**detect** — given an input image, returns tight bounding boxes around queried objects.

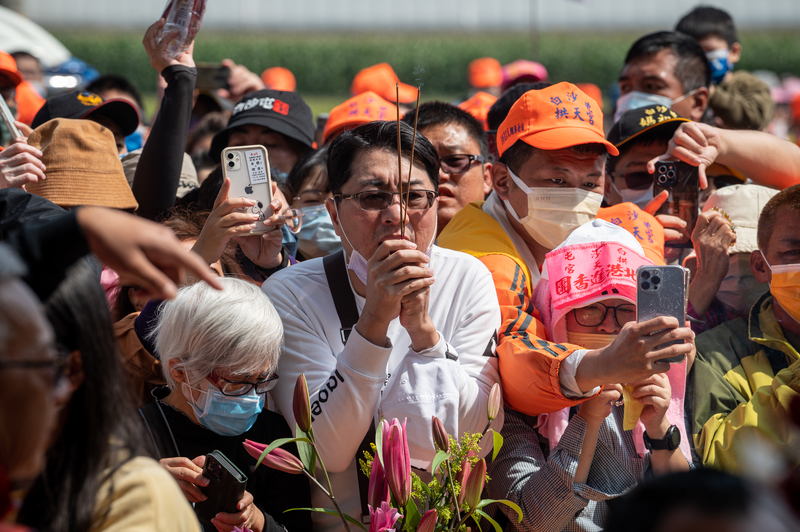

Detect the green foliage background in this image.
[52,30,799,115]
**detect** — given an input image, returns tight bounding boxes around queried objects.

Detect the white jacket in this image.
[263,245,503,532]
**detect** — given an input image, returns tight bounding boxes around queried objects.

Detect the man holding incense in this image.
[438,83,695,417]
[263,121,503,531]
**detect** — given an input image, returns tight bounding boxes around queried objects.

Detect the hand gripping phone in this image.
[653,160,699,248]
[636,265,690,364]
[221,145,274,235]
[194,450,248,529]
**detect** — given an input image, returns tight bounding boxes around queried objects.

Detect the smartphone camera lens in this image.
[227,153,234,160]
[667,170,676,179]
[658,165,667,175]
[228,161,235,168]
[641,270,650,280]
[641,281,651,291]
[652,275,661,285]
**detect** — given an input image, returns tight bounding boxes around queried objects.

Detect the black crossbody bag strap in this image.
[322,250,375,523]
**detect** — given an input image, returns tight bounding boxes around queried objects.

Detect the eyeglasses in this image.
[293,190,330,208]
[0,343,69,388]
[572,302,636,328]
[283,208,304,234]
[207,371,279,396]
[334,190,438,212]
[612,171,653,191]
[439,154,485,174]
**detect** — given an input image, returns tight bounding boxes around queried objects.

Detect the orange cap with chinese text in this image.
[597,203,666,265]
[458,91,497,130]
[261,67,296,92]
[351,63,417,104]
[496,81,617,158]
[468,58,502,89]
[323,91,402,144]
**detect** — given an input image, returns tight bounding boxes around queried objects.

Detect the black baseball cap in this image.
[210,89,314,162]
[607,104,690,149]
[32,91,140,136]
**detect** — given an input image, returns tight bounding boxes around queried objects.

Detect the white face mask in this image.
[567,331,617,349]
[333,201,435,286]
[613,89,698,123]
[503,167,603,250]
[609,177,654,209]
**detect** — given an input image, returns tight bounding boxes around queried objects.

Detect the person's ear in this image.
[325,197,343,238]
[690,87,710,121]
[729,43,742,64]
[482,162,493,197]
[751,249,771,284]
[492,163,511,200]
[168,358,188,385]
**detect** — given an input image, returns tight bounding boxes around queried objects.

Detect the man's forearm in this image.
[717,129,800,189]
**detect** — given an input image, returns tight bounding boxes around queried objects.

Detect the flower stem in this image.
[454,508,477,532]
[444,459,462,529]
[307,427,352,532]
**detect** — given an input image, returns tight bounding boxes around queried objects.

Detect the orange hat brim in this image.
[517,126,619,156]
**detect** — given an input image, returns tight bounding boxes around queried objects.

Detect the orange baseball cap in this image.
[351,63,417,104]
[0,51,22,87]
[261,67,296,92]
[597,203,666,265]
[458,91,497,130]
[468,57,502,89]
[576,83,603,112]
[496,81,618,157]
[323,91,401,144]
[15,80,45,126]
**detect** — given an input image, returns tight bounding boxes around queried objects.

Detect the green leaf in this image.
[285,508,368,532]
[402,499,421,531]
[474,509,503,532]
[254,436,312,469]
[490,430,504,462]
[475,499,523,524]
[431,450,451,476]
[375,418,384,467]
[295,424,317,475]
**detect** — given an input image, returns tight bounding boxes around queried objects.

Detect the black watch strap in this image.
[643,425,681,451]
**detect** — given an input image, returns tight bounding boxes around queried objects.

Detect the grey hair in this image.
[149,278,283,389]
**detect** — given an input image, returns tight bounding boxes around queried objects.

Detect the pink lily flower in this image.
[382,418,412,507]
[456,458,471,507]
[417,509,438,532]
[243,440,303,475]
[368,452,391,508]
[463,458,486,509]
[368,501,401,532]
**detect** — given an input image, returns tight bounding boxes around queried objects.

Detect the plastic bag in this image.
[159,0,207,59]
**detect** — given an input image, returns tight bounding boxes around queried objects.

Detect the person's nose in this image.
[597,309,621,335]
[439,166,451,184]
[381,194,404,225]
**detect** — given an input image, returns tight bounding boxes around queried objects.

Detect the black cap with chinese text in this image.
[607,105,690,149]
[31,91,140,136]
[210,89,314,161]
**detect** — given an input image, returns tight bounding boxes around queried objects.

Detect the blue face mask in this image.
[706,49,732,85]
[296,204,342,259]
[181,380,264,436]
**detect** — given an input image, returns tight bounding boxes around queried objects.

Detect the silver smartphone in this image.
[221,145,273,235]
[0,97,23,140]
[636,265,690,363]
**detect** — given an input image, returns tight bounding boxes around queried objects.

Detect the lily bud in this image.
[417,509,438,532]
[293,374,312,434]
[432,416,450,453]
[243,440,303,475]
[382,418,412,507]
[463,458,486,509]
[456,458,471,507]
[487,383,501,422]
[368,454,391,509]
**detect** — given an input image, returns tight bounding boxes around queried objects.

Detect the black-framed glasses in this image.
[334,190,437,212]
[439,154,485,174]
[0,343,69,387]
[573,302,636,328]
[207,371,279,396]
[611,170,653,191]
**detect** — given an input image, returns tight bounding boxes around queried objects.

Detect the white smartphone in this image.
[221,145,274,235]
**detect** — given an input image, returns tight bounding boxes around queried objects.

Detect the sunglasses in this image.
[439,154,485,174]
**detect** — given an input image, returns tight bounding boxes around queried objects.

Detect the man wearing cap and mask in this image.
[690,184,800,471]
[438,83,696,418]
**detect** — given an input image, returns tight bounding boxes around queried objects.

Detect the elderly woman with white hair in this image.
[139,278,311,532]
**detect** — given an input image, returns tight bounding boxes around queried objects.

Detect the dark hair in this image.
[486,82,552,131]
[605,468,797,532]
[676,5,739,48]
[403,101,488,158]
[287,147,329,199]
[186,111,227,155]
[624,31,712,93]
[86,74,144,116]
[757,184,800,252]
[18,261,145,532]
[500,141,607,175]
[327,121,440,194]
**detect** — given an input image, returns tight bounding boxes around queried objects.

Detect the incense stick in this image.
[396,83,404,239]
[403,88,422,240]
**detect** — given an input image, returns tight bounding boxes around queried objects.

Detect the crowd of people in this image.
[2,4,800,532]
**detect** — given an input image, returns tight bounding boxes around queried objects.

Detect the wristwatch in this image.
[643,425,681,451]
